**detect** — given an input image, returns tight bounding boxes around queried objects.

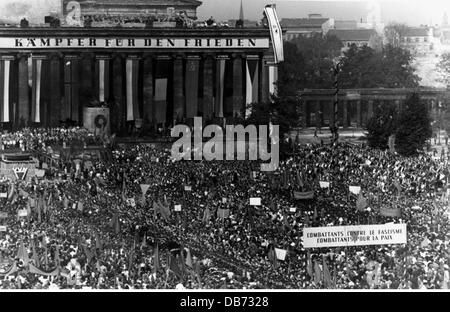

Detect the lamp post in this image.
[331,59,344,145]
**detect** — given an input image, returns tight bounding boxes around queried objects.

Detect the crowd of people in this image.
[0,128,450,290]
[0,128,103,152]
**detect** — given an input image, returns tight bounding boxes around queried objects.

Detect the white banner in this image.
[264,5,284,63]
[0,225,6,232]
[303,224,407,248]
[349,186,361,195]
[3,38,270,49]
[250,198,261,206]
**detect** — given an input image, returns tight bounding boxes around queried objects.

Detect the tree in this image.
[384,23,409,48]
[246,95,301,157]
[436,52,450,86]
[339,44,420,89]
[366,104,398,150]
[277,33,343,96]
[395,93,432,156]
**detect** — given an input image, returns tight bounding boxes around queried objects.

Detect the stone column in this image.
[367,100,374,121]
[329,100,335,130]
[315,100,321,129]
[142,54,154,128]
[17,54,29,127]
[356,100,362,128]
[173,55,185,124]
[343,100,348,129]
[302,99,308,129]
[232,54,244,119]
[202,55,214,122]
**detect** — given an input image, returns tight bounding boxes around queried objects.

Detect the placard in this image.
[303,224,407,248]
[0,226,6,232]
[18,209,28,217]
[250,198,261,206]
[174,205,182,212]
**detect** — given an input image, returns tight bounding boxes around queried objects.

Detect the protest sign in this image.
[184,186,192,192]
[0,226,7,232]
[319,182,330,189]
[250,198,261,206]
[349,186,361,195]
[18,209,28,217]
[289,208,297,213]
[275,248,287,261]
[174,205,182,212]
[302,223,407,248]
[293,191,314,200]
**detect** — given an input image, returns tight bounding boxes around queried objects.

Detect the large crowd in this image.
[0,128,450,290]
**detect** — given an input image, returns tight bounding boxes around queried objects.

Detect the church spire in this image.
[239,0,244,21]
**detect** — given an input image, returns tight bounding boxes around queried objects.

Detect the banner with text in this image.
[2,38,270,49]
[302,223,407,248]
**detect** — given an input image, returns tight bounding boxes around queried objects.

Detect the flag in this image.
[293,191,314,200]
[202,207,211,224]
[380,206,401,218]
[420,237,431,248]
[297,170,304,188]
[0,262,18,277]
[356,193,368,212]
[217,209,230,219]
[63,196,69,209]
[314,260,322,285]
[158,200,171,220]
[17,240,29,265]
[185,248,193,269]
[7,183,16,201]
[323,258,334,288]
[77,201,84,212]
[153,244,160,273]
[306,252,314,279]
[195,261,202,287]
[394,179,402,194]
[30,238,40,267]
[28,263,59,276]
[168,255,182,279]
[268,247,278,268]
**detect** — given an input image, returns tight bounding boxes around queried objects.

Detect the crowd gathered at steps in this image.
[1,128,450,289]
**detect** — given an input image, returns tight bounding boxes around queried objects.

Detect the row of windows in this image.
[402,36,429,43]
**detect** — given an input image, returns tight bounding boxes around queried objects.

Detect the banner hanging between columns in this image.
[154,59,170,125]
[185,57,199,119]
[126,58,140,121]
[246,58,259,118]
[215,59,226,118]
[98,58,110,103]
[0,59,12,123]
[32,58,43,123]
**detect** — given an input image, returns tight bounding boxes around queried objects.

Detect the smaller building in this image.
[399,27,433,55]
[281,15,334,41]
[327,29,378,51]
[334,20,358,30]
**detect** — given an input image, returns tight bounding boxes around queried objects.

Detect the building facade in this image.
[399,27,433,56]
[0,1,280,134]
[281,16,334,41]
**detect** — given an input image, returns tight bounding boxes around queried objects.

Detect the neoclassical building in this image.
[0,0,282,133]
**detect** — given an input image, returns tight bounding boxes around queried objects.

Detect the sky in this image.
[0,0,450,27]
